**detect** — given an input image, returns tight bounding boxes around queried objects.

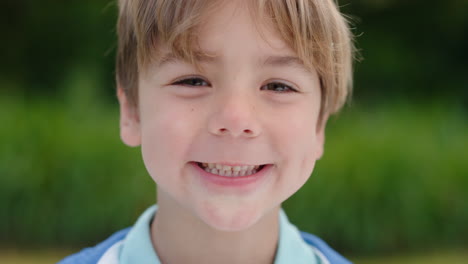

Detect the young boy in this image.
[60,0,354,263]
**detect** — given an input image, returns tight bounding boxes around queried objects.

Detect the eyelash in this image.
[260,82,298,93]
[172,77,298,93]
[172,77,210,87]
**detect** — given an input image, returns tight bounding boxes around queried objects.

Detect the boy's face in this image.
[118,3,325,231]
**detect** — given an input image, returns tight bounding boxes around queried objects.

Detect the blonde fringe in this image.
[116,0,354,119]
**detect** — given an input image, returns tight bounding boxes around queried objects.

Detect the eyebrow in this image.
[261,55,306,70]
[156,52,217,67]
[156,52,306,71]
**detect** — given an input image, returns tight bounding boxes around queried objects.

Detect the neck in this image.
[151,192,280,264]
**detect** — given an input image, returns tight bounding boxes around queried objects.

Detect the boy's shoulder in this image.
[57,228,351,264]
[300,231,352,264]
[57,227,131,264]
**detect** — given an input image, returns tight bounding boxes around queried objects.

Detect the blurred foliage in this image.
[1,0,467,104]
[0,98,154,247]
[1,97,467,254]
[0,0,118,104]
[341,0,468,103]
[285,101,468,254]
[1,0,467,256]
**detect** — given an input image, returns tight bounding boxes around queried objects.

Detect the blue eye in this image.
[260,82,297,93]
[172,77,209,87]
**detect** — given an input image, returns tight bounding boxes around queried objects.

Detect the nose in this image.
[207,92,261,138]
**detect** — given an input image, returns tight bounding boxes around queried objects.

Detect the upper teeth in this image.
[200,163,261,177]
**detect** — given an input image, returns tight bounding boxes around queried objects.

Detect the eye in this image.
[172,77,210,87]
[260,81,298,93]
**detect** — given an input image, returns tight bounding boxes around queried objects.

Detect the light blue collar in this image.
[120,205,319,264]
[119,205,160,264]
[275,209,319,264]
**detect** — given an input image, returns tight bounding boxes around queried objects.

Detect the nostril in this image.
[214,128,256,137]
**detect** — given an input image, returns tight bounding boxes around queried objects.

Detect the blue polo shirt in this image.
[118,205,325,264]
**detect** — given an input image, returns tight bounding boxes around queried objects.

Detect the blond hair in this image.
[116,0,354,120]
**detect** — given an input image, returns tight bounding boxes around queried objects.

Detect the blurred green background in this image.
[1,0,467,263]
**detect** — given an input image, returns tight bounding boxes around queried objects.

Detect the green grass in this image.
[1,249,467,264]
[350,250,468,264]
[0,249,74,264]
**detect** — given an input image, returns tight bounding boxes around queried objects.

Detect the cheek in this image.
[290,122,318,179]
[273,103,319,159]
[271,102,320,187]
[295,118,320,177]
[138,99,200,180]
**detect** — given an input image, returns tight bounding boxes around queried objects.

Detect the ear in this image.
[314,114,328,160]
[117,87,141,147]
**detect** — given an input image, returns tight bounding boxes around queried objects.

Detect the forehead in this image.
[196,2,293,57]
[151,2,312,74]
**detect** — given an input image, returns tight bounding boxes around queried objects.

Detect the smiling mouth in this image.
[196,162,267,177]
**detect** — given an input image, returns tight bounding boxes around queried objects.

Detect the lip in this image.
[189,162,273,193]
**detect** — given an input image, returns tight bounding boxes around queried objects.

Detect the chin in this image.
[196,201,266,232]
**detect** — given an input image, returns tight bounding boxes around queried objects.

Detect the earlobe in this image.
[117,87,141,147]
[315,128,325,159]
